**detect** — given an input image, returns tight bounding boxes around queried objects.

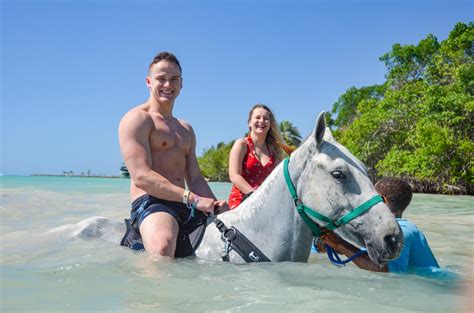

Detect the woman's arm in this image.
[228,139,254,194]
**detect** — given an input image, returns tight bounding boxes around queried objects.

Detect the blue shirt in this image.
[388,219,439,273]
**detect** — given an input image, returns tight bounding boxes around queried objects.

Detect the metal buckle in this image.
[331,218,341,228]
[248,251,261,262]
[222,227,236,241]
[220,239,231,261]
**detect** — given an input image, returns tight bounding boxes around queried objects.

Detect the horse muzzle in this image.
[366,229,404,265]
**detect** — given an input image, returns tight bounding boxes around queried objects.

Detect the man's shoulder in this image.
[397,218,414,227]
[397,219,420,236]
[120,105,154,130]
[176,118,193,132]
[124,104,151,119]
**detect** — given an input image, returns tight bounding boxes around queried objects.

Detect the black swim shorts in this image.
[120,194,208,257]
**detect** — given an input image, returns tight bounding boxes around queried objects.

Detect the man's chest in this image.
[149,121,191,152]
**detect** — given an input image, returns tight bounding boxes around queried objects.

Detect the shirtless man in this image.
[119,52,229,258]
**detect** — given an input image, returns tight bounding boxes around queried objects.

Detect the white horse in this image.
[196,112,403,264]
[51,112,402,265]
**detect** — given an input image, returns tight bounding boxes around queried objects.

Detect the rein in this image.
[283,157,383,265]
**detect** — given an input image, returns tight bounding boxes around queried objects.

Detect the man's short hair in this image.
[375,177,413,213]
[148,51,182,74]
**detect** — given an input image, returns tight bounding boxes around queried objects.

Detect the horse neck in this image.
[235,147,310,221]
[229,148,314,260]
[231,162,293,224]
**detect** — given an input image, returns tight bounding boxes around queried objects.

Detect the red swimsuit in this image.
[228,136,276,209]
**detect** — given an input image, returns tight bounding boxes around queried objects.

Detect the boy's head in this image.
[374,177,413,217]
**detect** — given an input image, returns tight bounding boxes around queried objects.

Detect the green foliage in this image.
[380,34,440,86]
[331,22,473,194]
[331,85,386,129]
[198,141,234,182]
[279,120,302,147]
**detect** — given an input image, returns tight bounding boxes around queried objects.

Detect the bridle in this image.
[283,157,383,238]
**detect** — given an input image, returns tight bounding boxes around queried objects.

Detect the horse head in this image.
[288,111,403,264]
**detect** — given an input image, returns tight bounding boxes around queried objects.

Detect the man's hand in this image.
[314,238,327,253]
[194,196,216,214]
[320,231,345,254]
[189,193,229,215]
[213,200,230,215]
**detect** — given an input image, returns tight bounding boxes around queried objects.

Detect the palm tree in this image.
[279,121,302,147]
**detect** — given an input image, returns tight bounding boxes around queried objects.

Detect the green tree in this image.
[279,120,302,147]
[331,22,473,194]
[380,34,440,88]
[198,141,234,182]
[330,84,386,130]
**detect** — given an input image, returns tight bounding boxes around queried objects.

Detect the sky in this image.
[1,0,472,176]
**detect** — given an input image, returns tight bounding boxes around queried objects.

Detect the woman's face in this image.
[249,108,271,136]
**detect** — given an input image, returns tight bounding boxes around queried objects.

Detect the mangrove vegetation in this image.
[198,23,473,195]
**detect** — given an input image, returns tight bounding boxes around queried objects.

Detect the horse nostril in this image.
[384,234,399,256]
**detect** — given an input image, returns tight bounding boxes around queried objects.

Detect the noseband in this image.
[283,157,383,238]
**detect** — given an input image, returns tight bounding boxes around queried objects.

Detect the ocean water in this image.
[1,176,473,312]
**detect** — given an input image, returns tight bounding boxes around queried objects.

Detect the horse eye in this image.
[331,171,346,179]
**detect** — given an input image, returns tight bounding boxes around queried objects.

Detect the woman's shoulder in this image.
[234,137,249,146]
[231,137,249,153]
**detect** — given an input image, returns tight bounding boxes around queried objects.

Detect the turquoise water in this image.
[1,176,473,312]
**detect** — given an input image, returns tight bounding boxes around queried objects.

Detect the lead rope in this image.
[314,238,367,266]
[325,245,367,266]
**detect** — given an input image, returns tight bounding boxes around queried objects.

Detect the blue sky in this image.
[2,0,472,176]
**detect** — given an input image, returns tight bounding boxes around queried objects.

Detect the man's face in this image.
[146,60,182,103]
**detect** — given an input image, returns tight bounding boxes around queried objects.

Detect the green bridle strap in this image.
[296,204,326,237]
[283,157,299,201]
[283,157,383,238]
[332,195,383,227]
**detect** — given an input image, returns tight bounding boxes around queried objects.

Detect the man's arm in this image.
[119,111,191,203]
[184,123,230,214]
[321,232,389,272]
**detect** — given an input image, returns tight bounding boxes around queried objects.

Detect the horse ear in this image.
[313,111,326,149]
[324,127,336,142]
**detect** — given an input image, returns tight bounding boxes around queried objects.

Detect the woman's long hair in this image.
[247,104,290,162]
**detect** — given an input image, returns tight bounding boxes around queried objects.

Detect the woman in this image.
[228,104,288,209]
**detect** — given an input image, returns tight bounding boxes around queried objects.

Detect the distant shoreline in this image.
[30,174,126,179]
